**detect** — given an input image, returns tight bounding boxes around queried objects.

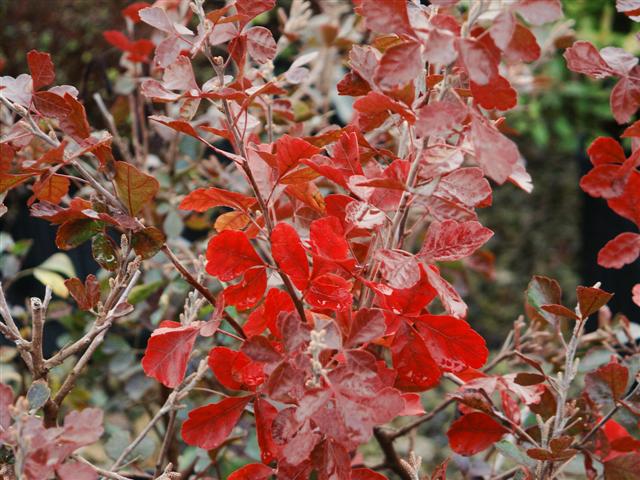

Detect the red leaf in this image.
[142,323,200,388]
[223,267,267,310]
[305,273,352,311]
[471,75,517,111]
[309,216,351,262]
[580,164,632,199]
[346,308,386,347]
[32,174,70,204]
[470,114,519,184]
[457,38,498,86]
[181,396,251,450]
[490,11,516,50]
[576,286,614,318]
[622,119,640,137]
[228,463,273,480]
[424,266,468,318]
[235,0,275,22]
[246,27,277,64]
[33,91,71,119]
[587,137,626,165]
[633,284,640,307]
[245,288,294,337]
[515,0,563,25]
[358,0,414,37]
[598,232,640,269]
[206,230,264,281]
[0,173,33,194]
[275,135,322,175]
[447,412,507,456]
[351,468,388,480]
[564,41,613,79]
[56,461,96,480]
[585,359,629,404]
[122,2,151,23]
[209,347,245,391]
[179,187,256,212]
[59,94,91,141]
[423,28,458,65]
[504,24,541,62]
[415,100,468,137]
[415,314,488,372]
[271,223,309,290]
[435,167,492,207]
[255,397,279,463]
[392,324,441,391]
[375,249,421,290]
[374,40,423,90]
[27,50,55,90]
[608,172,640,226]
[610,75,640,124]
[419,219,494,263]
[353,91,416,131]
[114,161,160,216]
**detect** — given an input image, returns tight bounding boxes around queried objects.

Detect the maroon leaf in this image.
[64,274,100,311]
[246,27,277,64]
[576,285,614,318]
[27,50,55,90]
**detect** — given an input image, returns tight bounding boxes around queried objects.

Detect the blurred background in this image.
[1,0,639,348]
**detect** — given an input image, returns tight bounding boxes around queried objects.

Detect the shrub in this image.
[0,1,639,479]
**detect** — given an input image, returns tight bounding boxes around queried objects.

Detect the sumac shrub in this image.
[0,1,639,479]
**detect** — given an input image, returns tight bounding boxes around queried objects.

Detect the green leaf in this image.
[114,161,159,216]
[128,280,165,305]
[38,252,75,278]
[27,379,51,411]
[33,268,68,297]
[55,219,103,250]
[92,233,119,271]
[526,276,562,324]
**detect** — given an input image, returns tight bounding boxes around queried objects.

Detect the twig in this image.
[161,245,245,340]
[72,455,136,480]
[153,410,177,477]
[390,398,455,440]
[93,93,133,164]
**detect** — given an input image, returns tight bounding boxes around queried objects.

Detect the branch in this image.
[49,269,141,416]
[577,381,640,447]
[111,358,209,471]
[29,286,52,379]
[373,427,413,480]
